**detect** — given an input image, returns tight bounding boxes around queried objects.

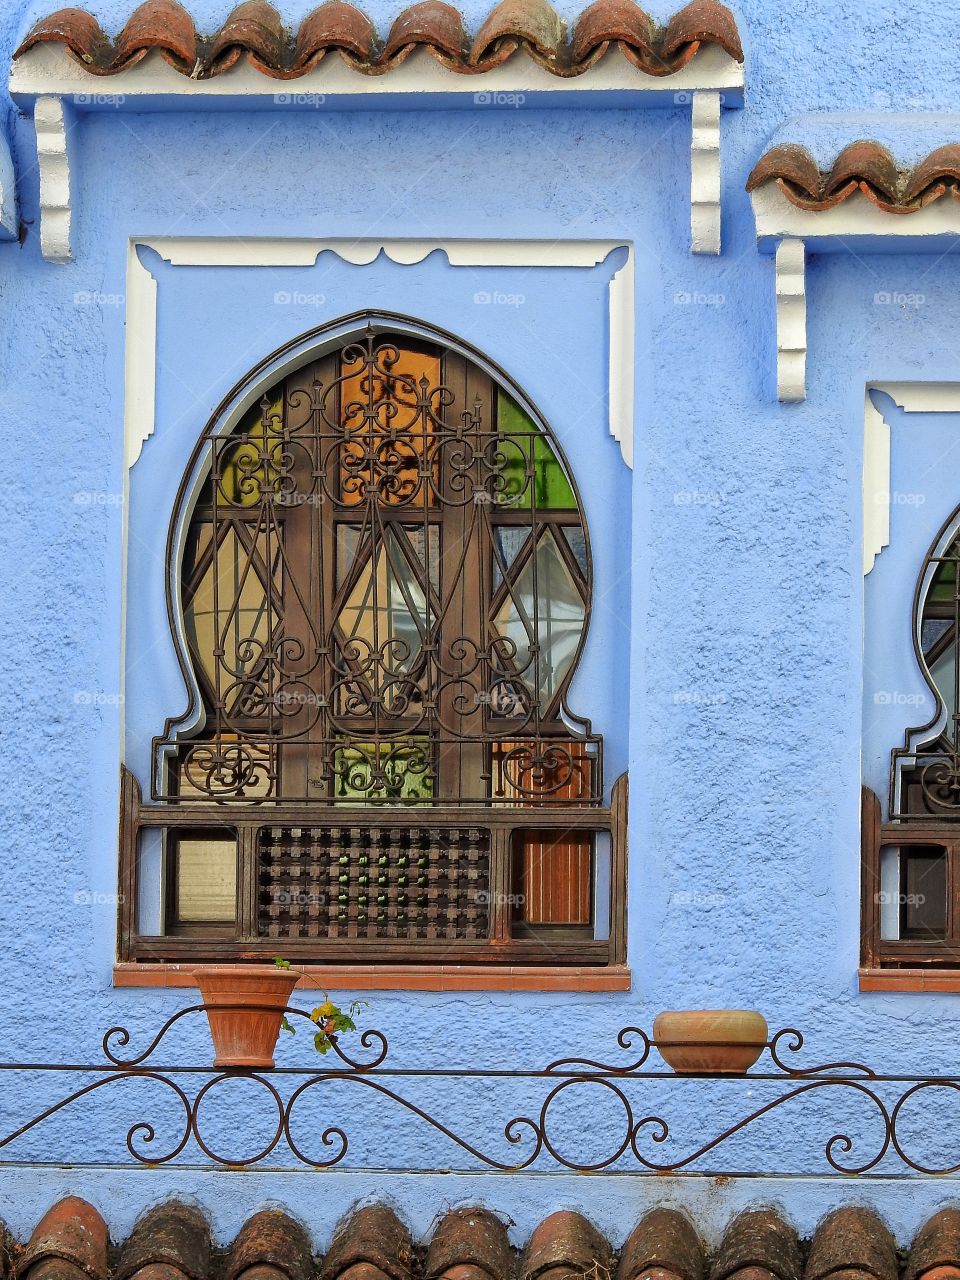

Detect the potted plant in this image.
[653,1009,768,1075]
[194,958,363,1069]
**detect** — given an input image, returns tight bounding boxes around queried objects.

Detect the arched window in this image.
[863,506,960,971]
[120,316,626,969]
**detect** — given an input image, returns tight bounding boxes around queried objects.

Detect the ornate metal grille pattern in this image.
[157,329,601,808]
[258,824,491,940]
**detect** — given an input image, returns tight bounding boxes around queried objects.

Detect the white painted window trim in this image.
[15,44,742,262]
[124,235,635,468]
[862,382,960,576]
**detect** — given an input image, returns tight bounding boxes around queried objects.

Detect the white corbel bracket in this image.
[775,238,806,402]
[13,44,743,262]
[690,91,721,254]
[35,95,72,262]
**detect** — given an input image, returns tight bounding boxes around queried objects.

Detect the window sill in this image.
[113,962,632,992]
[859,967,960,992]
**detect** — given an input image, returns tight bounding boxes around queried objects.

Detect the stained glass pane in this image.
[337,530,429,709]
[497,391,577,511]
[493,531,586,706]
[492,527,529,589]
[332,739,435,802]
[185,526,277,694]
[560,526,588,578]
[216,393,285,509]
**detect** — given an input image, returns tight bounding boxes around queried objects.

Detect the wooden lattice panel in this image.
[257,825,491,940]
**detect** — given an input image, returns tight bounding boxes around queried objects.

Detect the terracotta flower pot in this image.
[653,1009,768,1075]
[194,965,299,1069]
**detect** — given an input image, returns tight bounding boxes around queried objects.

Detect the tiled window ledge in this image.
[113,963,632,992]
[858,967,960,993]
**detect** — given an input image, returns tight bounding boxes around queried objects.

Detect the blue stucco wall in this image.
[5,0,960,1249]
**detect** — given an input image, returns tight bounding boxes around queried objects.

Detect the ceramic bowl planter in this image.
[194,965,299,1069]
[653,1009,768,1075]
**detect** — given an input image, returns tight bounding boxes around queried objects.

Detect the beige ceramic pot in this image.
[653,1009,768,1075]
[194,965,299,1069]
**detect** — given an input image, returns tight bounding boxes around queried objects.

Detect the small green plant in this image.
[273,956,367,1055]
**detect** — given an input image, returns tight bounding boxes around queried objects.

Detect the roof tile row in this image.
[746,141,960,214]
[13,0,743,78]
[10,1200,960,1280]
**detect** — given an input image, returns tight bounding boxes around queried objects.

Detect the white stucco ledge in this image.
[11,44,743,261]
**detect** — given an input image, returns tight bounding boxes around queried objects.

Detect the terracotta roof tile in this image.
[207,2,289,74]
[906,1212,960,1280]
[13,0,743,77]
[711,1211,800,1280]
[521,1213,612,1280]
[321,1208,412,1280]
[225,1213,312,1280]
[747,140,960,213]
[618,1210,704,1280]
[805,1209,897,1280]
[425,1210,513,1280]
[469,0,565,69]
[117,1204,210,1280]
[381,2,469,67]
[17,1201,109,1280]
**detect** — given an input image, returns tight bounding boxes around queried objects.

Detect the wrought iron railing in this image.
[1,1014,959,1175]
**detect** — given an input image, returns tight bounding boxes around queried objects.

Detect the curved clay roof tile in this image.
[225,1211,313,1280]
[746,144,824,201]
[17,1199,109,1280]
[425,1209,513,1280]
[710,1210,801,1280]
[902,144,960,206]
[13,7,110,66]
[381,1,469,65]
[206,1,289,74]
[321,1207,413,1280]
[570,0,654,67]
[521,1212,612,1280]
[618,1209,704,1280]
[469,0,565,69]
[906,1210,960,1280]
[293,1,379,70]
[112,0,198,70]
[805,1209,897,1280]
[824,141,899,208]
[660,0,742,63]
[117,1203,211,1280]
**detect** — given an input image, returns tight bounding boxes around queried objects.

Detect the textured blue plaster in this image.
[4,0,960,1242]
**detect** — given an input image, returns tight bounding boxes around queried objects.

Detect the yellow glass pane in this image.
[175,836,237,922]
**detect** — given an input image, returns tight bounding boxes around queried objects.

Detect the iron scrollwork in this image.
[0,1014,958,1175]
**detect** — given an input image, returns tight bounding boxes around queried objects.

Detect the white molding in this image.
[862,382,960,576]
[608,251,635,466]
[11,41,744,103]
[34,95,71,262]
[752,183,960,252]
[863,389,891,575]
[0,129,17,241]
[775,237,805,402]
[690,90,720,255]
[125,235,635,468]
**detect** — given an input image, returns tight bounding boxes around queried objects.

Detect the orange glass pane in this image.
[338,347,440,508]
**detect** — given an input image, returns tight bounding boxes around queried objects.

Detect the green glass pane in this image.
[333,739,435,803]
[497,391,577,511]
[929,548,960,604]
